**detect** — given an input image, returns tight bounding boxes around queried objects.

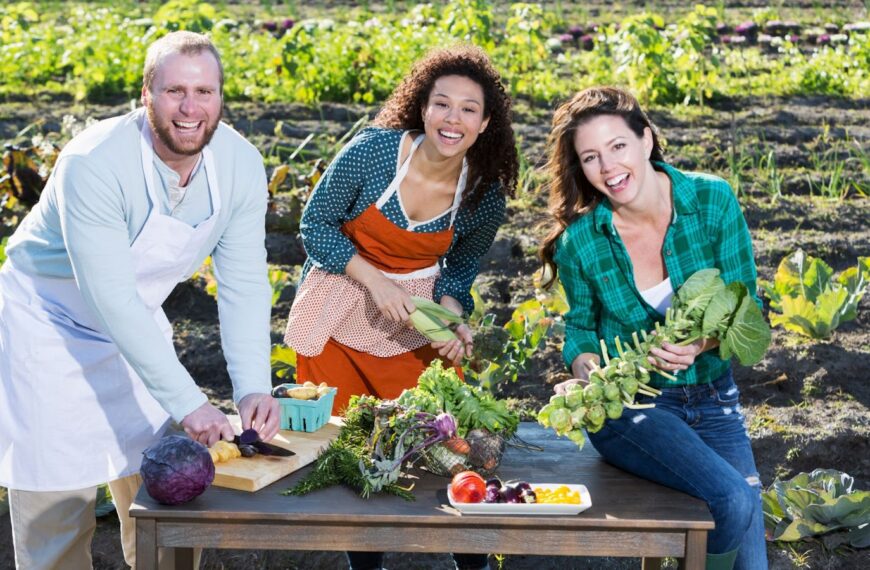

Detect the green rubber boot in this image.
[706,549,739,570]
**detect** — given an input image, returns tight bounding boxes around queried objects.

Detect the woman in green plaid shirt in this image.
[540,87,766,570]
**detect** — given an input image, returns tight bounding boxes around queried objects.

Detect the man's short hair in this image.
[143,31,224,93]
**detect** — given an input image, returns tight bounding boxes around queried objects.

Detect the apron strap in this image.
[375,133,424,210]
[376,132,467,228]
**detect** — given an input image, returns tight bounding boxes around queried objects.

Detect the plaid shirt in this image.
[554,162,760,387]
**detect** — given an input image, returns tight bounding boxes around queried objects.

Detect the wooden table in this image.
[130,422,714,569]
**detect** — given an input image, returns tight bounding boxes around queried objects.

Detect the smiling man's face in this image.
[142,50,222,161]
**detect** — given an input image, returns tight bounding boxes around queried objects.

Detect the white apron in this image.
[0,117,222,490]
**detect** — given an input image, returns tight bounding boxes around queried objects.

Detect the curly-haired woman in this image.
[540,87,766,570]
[284,45,517,570]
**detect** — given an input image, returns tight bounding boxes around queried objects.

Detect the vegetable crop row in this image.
[1,1,867,105]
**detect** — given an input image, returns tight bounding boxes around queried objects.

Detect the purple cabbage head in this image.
[141,435,215,505]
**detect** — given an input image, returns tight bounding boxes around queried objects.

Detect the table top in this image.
[130,422,714,532]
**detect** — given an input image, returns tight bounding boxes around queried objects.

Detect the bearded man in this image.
[0,31,278,569]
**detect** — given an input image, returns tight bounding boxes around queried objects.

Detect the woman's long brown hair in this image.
[539,87,664,288]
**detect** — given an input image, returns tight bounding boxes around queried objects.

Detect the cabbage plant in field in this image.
[761,249,870,339]
[762,469,870,547]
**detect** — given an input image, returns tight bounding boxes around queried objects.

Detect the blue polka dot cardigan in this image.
[298,127,506,314]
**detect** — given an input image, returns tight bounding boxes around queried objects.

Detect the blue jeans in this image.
[346,551,489,570]
[588,370,767,570]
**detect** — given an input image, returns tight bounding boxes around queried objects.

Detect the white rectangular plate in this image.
[447,483,592,515]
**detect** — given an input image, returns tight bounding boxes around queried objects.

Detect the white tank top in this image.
[640,277,674,316]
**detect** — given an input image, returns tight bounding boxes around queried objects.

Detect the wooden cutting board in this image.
[212,416,341,492]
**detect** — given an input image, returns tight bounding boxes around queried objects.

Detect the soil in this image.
[0,92,868,569]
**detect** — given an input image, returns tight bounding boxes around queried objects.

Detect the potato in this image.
[287,386,318,400]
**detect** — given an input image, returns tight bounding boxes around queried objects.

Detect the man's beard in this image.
[146,102,221,157]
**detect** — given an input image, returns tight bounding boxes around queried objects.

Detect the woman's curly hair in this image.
[373,45,518,208]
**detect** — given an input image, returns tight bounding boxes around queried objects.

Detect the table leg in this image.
[173,547,195,570]
[642,557,663,570]
[136,519,158,570]
[680,530,708,570]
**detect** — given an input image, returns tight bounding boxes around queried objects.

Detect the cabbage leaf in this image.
[761,250,869,339]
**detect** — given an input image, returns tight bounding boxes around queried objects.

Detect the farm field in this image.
[1,0,869,569]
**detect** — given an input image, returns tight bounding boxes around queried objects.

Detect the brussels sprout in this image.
[620,377,639,396]
[537,403,557,426]
[549,394,567,408]
[567,429,586,449]
[604,366,621,381]
[565,389,584,409]
[587,404,605,427]
[603,383,621,402]
[604,401,623,420]
[637,366,651,384]
[569,407,587,426]
[583,383,604,402]
[549,408,573,435]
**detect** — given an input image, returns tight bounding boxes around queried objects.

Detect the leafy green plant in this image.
[463,297,558,391]
[0,486,7,516]
[0,237,8,268]
[190,256,218,298]
[758,149,784,201]
[762,469,870,547]
[671,4,722,105]
[270,344,297,380]
[761,250,870,339]
[268,266,291,306]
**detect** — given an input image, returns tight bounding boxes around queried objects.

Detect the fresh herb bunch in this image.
[397,360,519,438]
[538,269,772,449]
[283,395,417,499]
[285,394,467,499]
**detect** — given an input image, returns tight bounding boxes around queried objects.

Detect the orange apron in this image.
[290,134,467,412]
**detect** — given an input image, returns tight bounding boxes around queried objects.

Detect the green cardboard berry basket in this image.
[275,384,337,432]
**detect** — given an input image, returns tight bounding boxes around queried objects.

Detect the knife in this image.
[232,436,295,457]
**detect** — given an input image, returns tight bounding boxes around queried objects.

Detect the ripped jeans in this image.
[588,369,767,570]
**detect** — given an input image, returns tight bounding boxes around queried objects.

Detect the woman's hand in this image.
[346,255,416,322]
[366,275,416,323]
[647,338,718,373]
[431,296,470,365]
[555,353,600,395]
[433,323,473,365]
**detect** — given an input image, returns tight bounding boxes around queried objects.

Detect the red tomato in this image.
[451,470,486,503]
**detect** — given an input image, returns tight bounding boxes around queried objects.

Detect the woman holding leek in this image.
[540,87,766,570]
[285,44,516,570]
[284,46,517,426]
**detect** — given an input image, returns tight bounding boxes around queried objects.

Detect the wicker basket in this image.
[421,430,506,478]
